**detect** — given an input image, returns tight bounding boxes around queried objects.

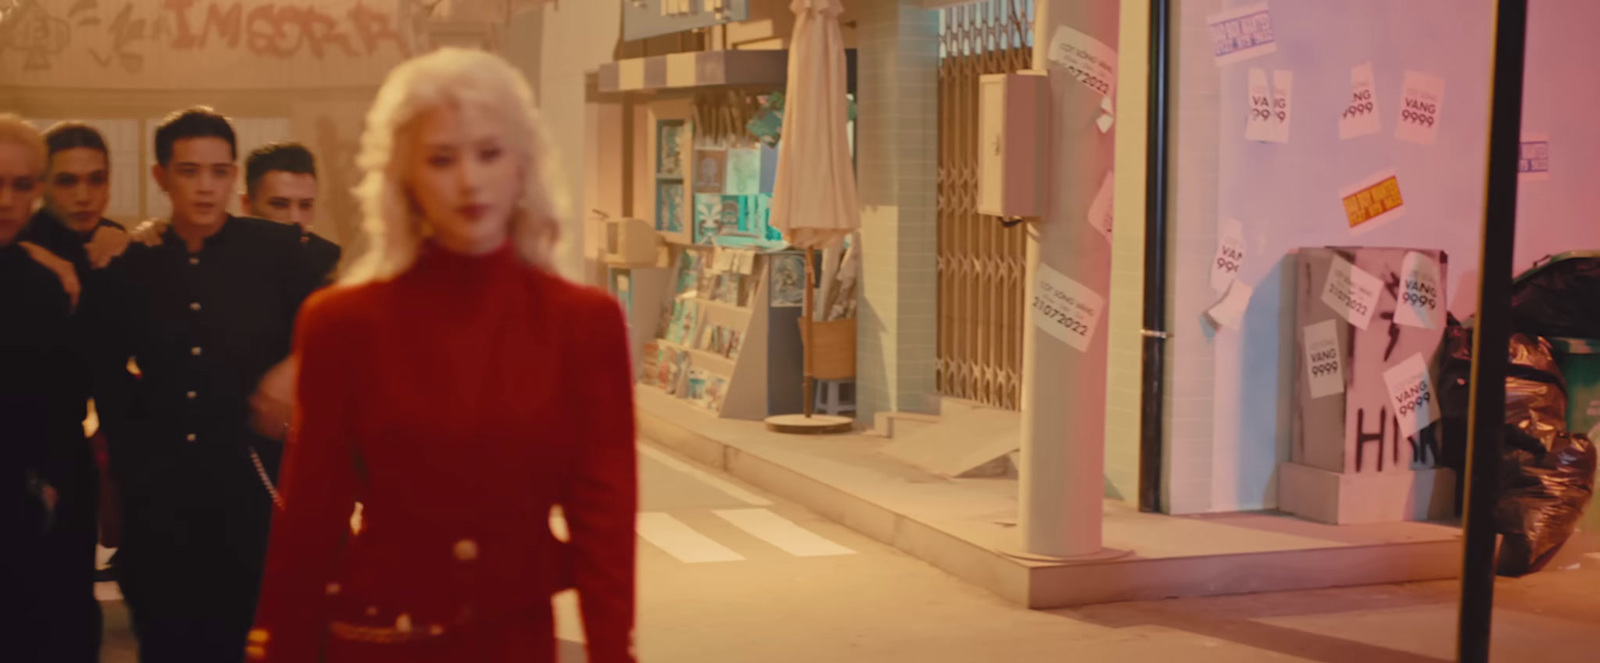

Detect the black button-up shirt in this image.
[84,216,329,500]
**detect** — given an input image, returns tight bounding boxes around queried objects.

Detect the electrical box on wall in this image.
[977,70,1050,219]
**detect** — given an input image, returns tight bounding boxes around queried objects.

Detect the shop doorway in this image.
[935,0,1033,410]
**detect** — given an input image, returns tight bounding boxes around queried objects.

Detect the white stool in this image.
[814,379,856,416]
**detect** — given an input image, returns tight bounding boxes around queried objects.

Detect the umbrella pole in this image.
[803,248,816,419]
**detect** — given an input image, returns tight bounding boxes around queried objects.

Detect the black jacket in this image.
[301,230,342,286]
[82,216,331,502]
[17,210,126,428]
[0,242,75,538]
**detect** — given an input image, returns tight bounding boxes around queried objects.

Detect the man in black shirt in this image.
[242,142,341,281]
[84,107,330,662]
[13,121,135,662]
[0,114,81,662]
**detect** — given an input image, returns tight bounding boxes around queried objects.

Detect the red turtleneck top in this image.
[251,241,637,662]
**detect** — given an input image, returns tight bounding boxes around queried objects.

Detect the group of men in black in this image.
[2,107,342,662]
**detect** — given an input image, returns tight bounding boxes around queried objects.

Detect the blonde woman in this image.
[249,49,637,662]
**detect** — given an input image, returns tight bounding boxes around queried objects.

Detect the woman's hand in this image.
[128,218,169,247]
[251,357,299,442]
[19,241,81,310]
[86,225,133,268]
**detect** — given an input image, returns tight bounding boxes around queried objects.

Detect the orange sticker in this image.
[1339,169,1406,234]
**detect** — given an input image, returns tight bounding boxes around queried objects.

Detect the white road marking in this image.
[714,509,856,557]
[639,445,773,506]
[636,512,745,563]
[552,589,586,643]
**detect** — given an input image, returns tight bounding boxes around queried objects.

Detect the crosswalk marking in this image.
[639,445,773,506]
[714,509,856,557]
[636,512,746,563]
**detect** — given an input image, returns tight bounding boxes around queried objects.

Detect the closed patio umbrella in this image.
[767,0,859,433]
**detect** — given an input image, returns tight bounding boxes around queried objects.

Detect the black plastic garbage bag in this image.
[1495,426,1597,577]
[1435,319,1595,575]
[1437,322,1568,498]
[1510,253,1600,339]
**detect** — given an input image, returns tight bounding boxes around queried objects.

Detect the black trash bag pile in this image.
[1510,255,1600,339]
[1437,319,1598,577]
[1497,425,1597,576]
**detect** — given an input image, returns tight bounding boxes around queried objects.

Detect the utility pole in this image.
[1016,0,1121,558]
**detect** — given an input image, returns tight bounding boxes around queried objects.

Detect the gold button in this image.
[325,582,341,596]
[365,605,378,617]
[189,257,199,265]
[428,624,445,636]
[247,629,270,644]
[187,391,197,400]
[190,302,201,312]
[191,346,202,357]
[454,539,479,561]
[186,433,197,442]
[395,613,413,633]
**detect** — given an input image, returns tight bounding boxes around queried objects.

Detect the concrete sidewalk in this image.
[636,387,1495,609]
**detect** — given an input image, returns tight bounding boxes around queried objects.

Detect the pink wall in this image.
[1182,0,1600,513]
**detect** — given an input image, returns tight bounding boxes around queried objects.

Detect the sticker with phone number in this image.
[1047,25,1118,99]
[1395,71,1445,146]
[1032,264,1105,353]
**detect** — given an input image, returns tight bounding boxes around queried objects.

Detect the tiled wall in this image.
[1162,0,1224,515]
[854,0,942,420]
[1101,0,1150,505]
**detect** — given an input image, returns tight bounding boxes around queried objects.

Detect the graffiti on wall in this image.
[1,0,410,77]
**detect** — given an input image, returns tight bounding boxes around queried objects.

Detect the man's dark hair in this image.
[42,122,109,161]
[245,143,317,198]
[154,106,236,166]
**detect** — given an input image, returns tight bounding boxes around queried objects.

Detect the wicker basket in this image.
[799,318,856,380]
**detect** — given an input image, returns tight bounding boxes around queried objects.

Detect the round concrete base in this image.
[998,546,1134,565]
[764,414,854,435]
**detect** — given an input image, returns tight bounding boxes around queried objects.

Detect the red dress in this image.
[251,241,637,662]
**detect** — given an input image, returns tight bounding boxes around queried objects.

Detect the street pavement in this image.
[97,441,1600,662]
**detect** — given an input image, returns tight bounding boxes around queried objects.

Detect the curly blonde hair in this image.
[340,48,568,285]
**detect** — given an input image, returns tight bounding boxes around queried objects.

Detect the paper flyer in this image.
[1208,2,1277,66]
[1206,280,1254,329]
[1032,265,1105,352]
[1210,217,1247,293]
[1384,353,1441,437]
[1394,251,1444,329]
[1519,132,1550,182]
[1340,168,1406,235]
[1395,71,1446,146]
[1245,67,1274,142]
[1047,25,1118,99]
[1268,69,1293,143]
[1303,320,1345,399]
[1321,256,1383,330]
[1086,170,1115,244]
[1339,62,1382,139]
